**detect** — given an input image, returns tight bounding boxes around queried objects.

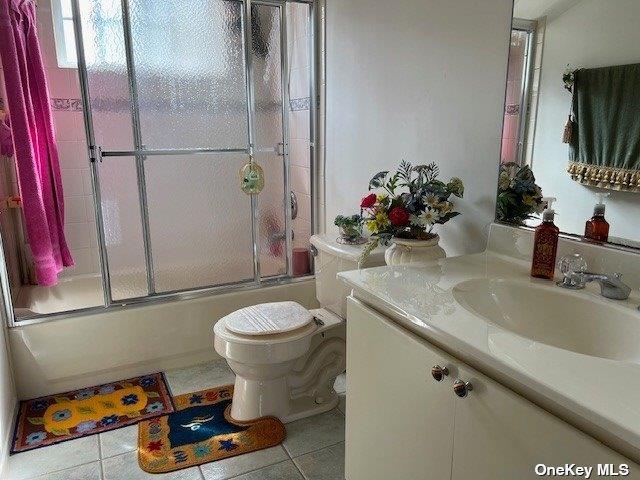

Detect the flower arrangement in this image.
[358,161,464,263]
[496,162,545,225]
[562,64,576,93]
[334,214,364,244]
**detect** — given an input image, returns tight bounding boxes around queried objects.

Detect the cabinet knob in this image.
[431,365,449,382]
[453,379,473,398]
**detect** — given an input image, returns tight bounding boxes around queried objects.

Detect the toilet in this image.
[213,233,385,423]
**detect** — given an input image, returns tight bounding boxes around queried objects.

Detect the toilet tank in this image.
[310,234,386,318]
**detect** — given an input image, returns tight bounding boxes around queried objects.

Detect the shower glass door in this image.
[73,0,291,302]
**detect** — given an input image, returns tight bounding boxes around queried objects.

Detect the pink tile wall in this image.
[37,0,100,278]
[287,2,312,249]
[501,31,527,164]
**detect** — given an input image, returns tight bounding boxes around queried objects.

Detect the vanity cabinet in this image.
[346,297,637,480]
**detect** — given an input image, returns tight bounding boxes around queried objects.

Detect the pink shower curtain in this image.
[0,0,73,285]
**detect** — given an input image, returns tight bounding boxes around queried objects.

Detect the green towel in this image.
[568,63,640,192]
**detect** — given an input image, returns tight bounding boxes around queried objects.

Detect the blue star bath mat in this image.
[137,385,286,473]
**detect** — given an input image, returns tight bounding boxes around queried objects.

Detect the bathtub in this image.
[9,276,318,399]
[14,257,288,317]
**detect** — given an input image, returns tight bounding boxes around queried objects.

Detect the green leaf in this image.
[54,397,71,404]
[100,401,116,409]
[27,417,44,425]
[50,428,70,436]
[126,411,141,419]
[77,406,95,415]
[368,171,389,190]
[146,391,160,398]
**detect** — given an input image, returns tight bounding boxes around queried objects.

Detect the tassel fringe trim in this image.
[567,161,640,192]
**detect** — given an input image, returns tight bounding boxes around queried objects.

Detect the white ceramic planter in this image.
[384,235,446,266]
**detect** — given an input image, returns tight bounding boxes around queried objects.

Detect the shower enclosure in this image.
[2,0,317,324]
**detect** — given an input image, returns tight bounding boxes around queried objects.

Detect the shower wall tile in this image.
[291,38,310,70]
[290,139,311,168]
[291,165,311,196]
[296,193,311,222]
[290,67,310,101]
[53,111,81,141]
[84,196,96,222]
[293,219,311,249]
[81,169,93,195]
[287,2,313,248]
[60,169,84,196]
[65,196,87,224]
[290,110,310,140]
[57,141,87,169]
[65,223,92,250]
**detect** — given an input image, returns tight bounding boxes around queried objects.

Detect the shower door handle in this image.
[290,191,298,220]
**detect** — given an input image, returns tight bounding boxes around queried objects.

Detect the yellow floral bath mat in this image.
[12,373,174,453]
[138,385,286,473]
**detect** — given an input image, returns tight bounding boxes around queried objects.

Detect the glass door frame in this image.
[3,0,319,327]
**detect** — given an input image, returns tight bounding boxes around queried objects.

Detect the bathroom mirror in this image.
[497,0,640,250]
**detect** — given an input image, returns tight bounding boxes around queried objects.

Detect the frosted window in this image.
[51,0,77,68]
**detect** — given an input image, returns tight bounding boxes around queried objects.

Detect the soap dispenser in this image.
[584,192,610,243]
[531,197,560,280]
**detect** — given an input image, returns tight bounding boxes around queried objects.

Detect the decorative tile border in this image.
[505,104,520,116]
[290,97,310,111]
[50,96,310,113]
[51,98,83,111]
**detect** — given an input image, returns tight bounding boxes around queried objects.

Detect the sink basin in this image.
[452,278,640,361]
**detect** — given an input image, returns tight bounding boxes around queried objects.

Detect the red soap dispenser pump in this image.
[531,197,560,280]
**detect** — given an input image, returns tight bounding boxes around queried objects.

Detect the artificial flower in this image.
[422,194,439,206]
[355,161,464,266]
[447,177,465,197]
[418,207,441,225]
[388,206,410,226]
[498,171,511,190]
[360,193,377,208]
[438,201,453,214]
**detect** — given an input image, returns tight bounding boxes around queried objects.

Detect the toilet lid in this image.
[223,301,314,336]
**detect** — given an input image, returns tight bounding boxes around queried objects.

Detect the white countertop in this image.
[339,251,640,461]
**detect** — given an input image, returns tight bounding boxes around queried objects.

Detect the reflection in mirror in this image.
[498,0,640,249]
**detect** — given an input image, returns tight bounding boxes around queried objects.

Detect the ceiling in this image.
[513,0,583,20]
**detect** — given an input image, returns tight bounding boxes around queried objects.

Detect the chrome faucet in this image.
[557,254,632,301]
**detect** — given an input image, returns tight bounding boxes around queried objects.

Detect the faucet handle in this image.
[556,253,587,289]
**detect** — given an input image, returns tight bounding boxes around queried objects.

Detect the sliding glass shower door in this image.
[73,0,291,303]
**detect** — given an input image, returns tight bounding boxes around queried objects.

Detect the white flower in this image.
[409,214,422,227]
[418,207,441,226]
[422,194,439,207]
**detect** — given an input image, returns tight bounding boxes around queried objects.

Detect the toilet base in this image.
[221,308,346,423]
[229,373,339,423]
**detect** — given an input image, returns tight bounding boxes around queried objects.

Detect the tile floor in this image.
[8,360,347,480]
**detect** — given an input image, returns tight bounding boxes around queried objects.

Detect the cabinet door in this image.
[345,298,455,480]
[451,363,639,480]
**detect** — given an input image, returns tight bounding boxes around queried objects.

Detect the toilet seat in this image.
[225,301,314,336]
